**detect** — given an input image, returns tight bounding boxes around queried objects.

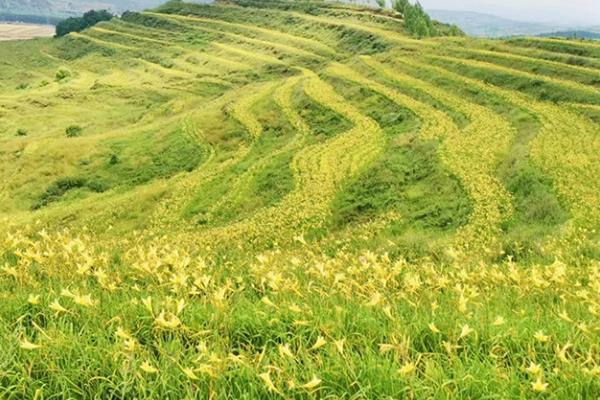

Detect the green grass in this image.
[294,84,353,139]
[325,75,472,259]
[424,54,600,105]
[506,37,600,59]
[380,55,572,262]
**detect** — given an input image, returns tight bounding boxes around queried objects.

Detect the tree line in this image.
[374,0,463,38]
[55,10,114,37]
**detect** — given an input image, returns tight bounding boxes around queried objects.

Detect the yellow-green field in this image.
[0,23,54,41]
[1,0,600,398]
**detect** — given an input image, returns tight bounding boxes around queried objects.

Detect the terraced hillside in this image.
[1,0,600,398]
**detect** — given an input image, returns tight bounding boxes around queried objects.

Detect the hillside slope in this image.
[1,0,600,398]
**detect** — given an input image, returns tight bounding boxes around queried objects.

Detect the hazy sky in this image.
[417,0,600,26]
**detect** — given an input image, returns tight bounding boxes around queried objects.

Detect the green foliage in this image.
[393,0,410,13]
[393,0,463,37]
[505,164,568,226]
[507,37,600,59]
[55,9,114,37]
[295,89,353,138]
[333,136,472,230]
[34,177,107,209]
[16,129,28,136]
[55,35,116,60]
[55,67,71,81]
[403,1,436,37]
[65,125,83,137]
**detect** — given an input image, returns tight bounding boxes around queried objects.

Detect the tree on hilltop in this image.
[55,10,114,37]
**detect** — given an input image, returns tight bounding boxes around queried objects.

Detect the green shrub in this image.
[16,129,28,137]
[34,177,107,209]
[55,9,113,37]
[55,68,71,82]
[66,125,83,137]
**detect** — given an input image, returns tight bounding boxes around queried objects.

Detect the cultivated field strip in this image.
[90,26,172,46]
[84,24,270,76]
[70,32,138,51]
[528,36,600,51]
[445,46,600,83]
[97,20,256,71]
[147,12,338,57]
[202,81,291,216]
[290,11,421,47]
[144,12,325,61]
[432,36,600,69]
[403,56,600,248]
[336,58,514,256]
[229,82,276,141]
[120,9,329,67]
[430,54,600,101]
[211,42,285,66]
[505,37,600,61]
[206,74,312,220]
[81,29,232,77]
[188,70,384,248]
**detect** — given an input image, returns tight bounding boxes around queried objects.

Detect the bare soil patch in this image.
[0,23,54,41]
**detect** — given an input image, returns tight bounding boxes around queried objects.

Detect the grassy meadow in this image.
[1,0,600,398]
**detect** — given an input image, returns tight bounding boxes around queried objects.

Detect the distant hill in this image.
[538,30,600,40]
[0,0,171,21]
[427,10,566,37]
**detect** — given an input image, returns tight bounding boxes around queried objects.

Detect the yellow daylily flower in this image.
[140,361,158,374]
[259,371,279,393]
[300,375,321,390]
[310,335,327,351]
[19,337,41,350]
[531,376,548,393]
